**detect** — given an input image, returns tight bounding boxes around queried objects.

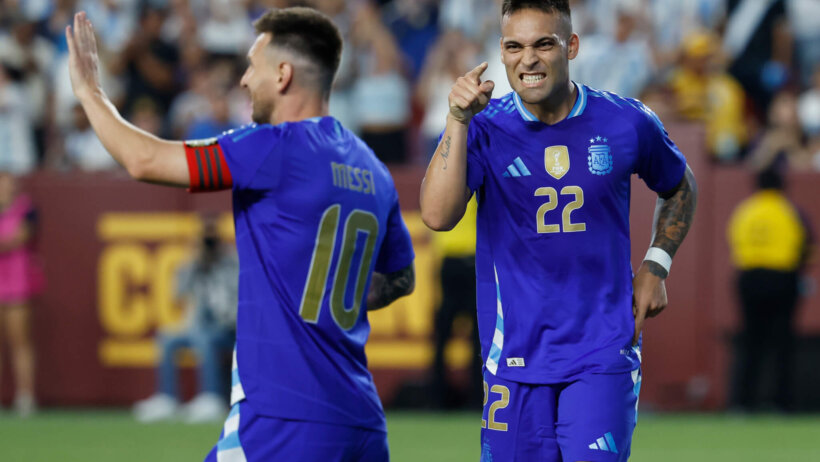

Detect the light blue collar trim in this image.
[568,82,587,119]
[304,116,323,123]
[513,81,587,123]
[512,91,538,122]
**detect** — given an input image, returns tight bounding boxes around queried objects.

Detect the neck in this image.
[270,92,329,125]
[523,80,577,125]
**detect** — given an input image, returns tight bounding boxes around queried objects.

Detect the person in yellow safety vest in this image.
[727,166,814,412]
[430,196,481,409]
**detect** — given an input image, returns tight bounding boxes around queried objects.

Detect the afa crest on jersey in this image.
[587,136,613,175]
[544,145,570,180]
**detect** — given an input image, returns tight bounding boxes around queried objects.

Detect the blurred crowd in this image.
[0,0,818,171]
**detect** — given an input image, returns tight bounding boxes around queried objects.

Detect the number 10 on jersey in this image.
[299,204,379,330]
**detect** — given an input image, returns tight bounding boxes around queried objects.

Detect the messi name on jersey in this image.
[331,162,376,195]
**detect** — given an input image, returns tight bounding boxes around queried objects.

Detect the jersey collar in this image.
[513,81,587,123]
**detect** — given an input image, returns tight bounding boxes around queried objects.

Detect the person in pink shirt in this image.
[0,171,41,416]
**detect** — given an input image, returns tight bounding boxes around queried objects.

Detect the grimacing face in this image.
[240,33,278,124]
[500,8,578,105]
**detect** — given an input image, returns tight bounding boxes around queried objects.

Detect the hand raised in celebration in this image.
[448,62,495,125]
[66,12,102,101]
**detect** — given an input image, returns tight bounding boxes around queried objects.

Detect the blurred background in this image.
[0,0,819,460]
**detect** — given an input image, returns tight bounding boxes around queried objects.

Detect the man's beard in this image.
[251,98,274,124]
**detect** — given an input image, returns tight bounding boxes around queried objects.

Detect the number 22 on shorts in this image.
[482,381,510,431]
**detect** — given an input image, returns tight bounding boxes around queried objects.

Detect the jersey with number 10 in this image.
[215,117,414,432]
[464,83,686,384]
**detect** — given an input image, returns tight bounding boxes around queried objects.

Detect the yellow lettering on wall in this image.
[153,244,190,327]
[98,244,151,337]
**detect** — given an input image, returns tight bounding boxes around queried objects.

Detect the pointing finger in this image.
[465,62,489,83]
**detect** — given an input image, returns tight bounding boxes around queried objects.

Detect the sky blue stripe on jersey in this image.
[486,265,505,374]
[218,431,242,451]
[232,367,239,386]
[512,92,538,122]
[604,432,618,454]
[506,165,521,177]
[513,157,531,176]
[228,402,240,419]
[568,82,588,118]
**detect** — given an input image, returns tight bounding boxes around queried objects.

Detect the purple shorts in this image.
[480,367,641,462]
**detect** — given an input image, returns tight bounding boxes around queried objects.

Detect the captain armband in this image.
[184,138,233,192]
[644,247,672,276]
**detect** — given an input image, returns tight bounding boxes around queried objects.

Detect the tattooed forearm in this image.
[651,165,698,259]
[440,136,451,170]
[367,264,415,310]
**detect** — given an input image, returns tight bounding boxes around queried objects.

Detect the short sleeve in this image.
[216,124,285,191]
[632,101,687,194]
[374,196,415,274]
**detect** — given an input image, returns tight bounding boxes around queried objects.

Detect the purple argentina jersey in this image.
[464,83,686,384]
[215,117,414,431]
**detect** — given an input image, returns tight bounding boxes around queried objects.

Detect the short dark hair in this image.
[501,0,572,36]
[253,7,342,96]
[502,0,570,17]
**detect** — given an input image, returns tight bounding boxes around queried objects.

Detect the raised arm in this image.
[366,263,415,310]
[632,165,698,344]
[66,12,188,187]
[420,62,494,231]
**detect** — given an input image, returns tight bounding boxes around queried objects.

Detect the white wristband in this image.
[644,247,672,275]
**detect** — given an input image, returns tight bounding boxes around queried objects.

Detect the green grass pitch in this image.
[0,410,818,461]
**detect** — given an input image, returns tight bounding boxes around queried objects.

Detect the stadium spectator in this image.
[416,29,480,158]
[350,3,411,163]
[727,166,813,412]
[61,102,120,171]
[79,0,138,54]
[133,217,238,423]
[724,0,792,118]
[197,0,254,57]
[797,64,820,139]
[569,0,654,98]
[383,0,440,82]
[746,90,813,171]
[0,64,37,174]
[0,14,56,162]
[668,31,748,162]
[785,0,820,87]
[184,92,236,140]
[109,5,179,115]
[0,171,42,417]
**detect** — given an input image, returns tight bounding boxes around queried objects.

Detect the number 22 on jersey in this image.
[299,204,379,330]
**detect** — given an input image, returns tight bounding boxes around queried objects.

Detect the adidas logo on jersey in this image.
[588,432,618,454]
[502,157,531,177]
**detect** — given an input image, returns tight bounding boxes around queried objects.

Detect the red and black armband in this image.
[184,138,233,192]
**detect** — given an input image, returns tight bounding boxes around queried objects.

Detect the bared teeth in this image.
[522,74,544,84]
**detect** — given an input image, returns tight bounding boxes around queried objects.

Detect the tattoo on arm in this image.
[440,136,451,170]
[367,264,415,310]
[651,166,698,264]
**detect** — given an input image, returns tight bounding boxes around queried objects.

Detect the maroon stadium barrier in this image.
[3,123,819,410]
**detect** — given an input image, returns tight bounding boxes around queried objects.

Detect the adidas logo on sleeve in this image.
[588,432,618,454]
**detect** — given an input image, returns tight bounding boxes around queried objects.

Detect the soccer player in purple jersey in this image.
[421,1,697,461]
[67,7,415,461]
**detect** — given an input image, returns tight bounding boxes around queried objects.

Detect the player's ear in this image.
[277,61,293,93]
[567,33,580,60]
